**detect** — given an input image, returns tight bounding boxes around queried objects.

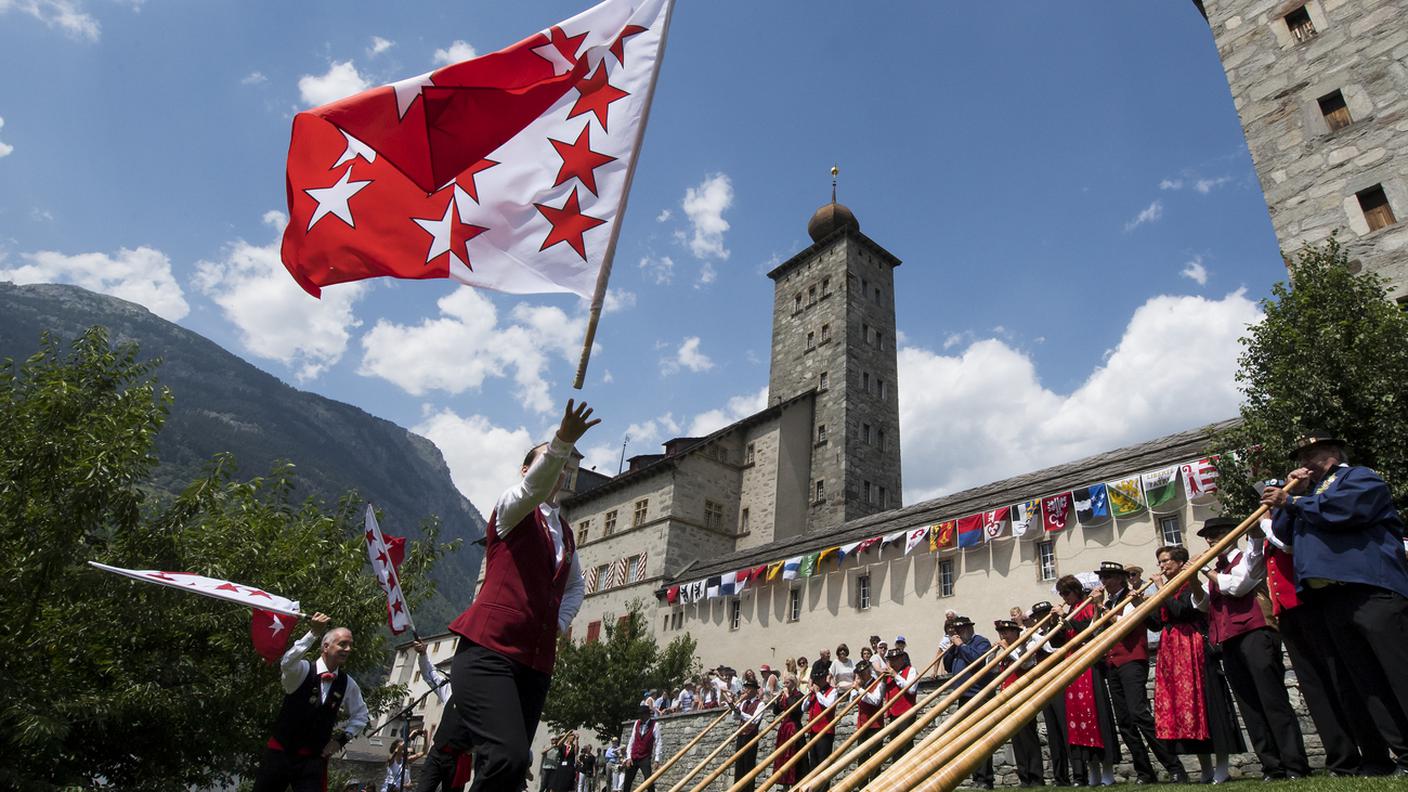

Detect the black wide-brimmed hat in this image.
[742,680,759,689]
[1196,516,1242,539]
[1030,600,1053,617]
[810,659,830,679]
[1095,560,1126,577]
[1287,430,1347,460]
[994,619,1020,632]
[949,616,974,629]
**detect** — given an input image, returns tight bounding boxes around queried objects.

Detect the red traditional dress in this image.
[1052,601,1121,769]
[769,690,806,786]
[1150,583,1246,755]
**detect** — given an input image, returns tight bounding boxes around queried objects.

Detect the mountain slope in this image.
[0,282,482,629]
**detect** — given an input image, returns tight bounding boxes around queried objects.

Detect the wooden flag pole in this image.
[573,0,677,389]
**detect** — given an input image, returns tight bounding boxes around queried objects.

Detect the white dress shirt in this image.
[625,720,663,762]
[494,435,586,632]
[280,631,369,740]
[418,650,451,705]
[1191,537,1266,609]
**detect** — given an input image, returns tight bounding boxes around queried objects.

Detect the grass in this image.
[1133,778,1403,792]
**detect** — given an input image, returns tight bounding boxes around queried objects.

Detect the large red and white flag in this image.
[280,0,674,299]
[364,505,413,635]
[89,561,302,663]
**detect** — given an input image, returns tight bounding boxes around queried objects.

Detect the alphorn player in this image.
[1023,602,1071,787]
[435,400,600,792]
[731,678,766,792]
[1050,577,1120,787]
[994,619,1043,789]
[623,707,662,792]
[938,616,995,790]
[881,648,919,759]
[1264,430,1408,775]
[803,663,840,790]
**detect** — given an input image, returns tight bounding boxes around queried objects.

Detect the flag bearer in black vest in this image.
[254,612,369,792]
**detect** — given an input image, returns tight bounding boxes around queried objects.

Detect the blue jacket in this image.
[942,633,993,700]
[1271,464,1408,599]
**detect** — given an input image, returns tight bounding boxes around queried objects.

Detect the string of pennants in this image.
[661,456,1218,606]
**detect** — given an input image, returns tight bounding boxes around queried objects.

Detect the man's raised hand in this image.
[557,399,602,445]
[309,612,332,636]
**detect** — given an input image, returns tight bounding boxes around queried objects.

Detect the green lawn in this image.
[1137,778,1403,792]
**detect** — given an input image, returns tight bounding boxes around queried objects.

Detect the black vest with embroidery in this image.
[272,662,348,752]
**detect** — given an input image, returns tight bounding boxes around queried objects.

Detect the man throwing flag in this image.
[433,399,600,792]
[254,613,368,792]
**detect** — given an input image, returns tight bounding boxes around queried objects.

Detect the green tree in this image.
[1208,239,1408,514]
[0,328,454,791]
[542,601,699,742]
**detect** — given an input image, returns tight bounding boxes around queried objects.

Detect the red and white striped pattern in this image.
[633,551,648,582]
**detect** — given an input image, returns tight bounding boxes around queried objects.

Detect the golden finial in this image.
[830,164,839,203]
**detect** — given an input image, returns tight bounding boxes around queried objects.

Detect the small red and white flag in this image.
[1180,457,1219,502]
[89,561,302,663]
[1042,493,1072,533]
[280,0,674,299]
[363,505,413,635]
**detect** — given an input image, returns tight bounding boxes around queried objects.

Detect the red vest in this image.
[1103,591,1150,667]
[629,720,655,761]
[884,671,917,718]
[807,687,836,734]
[449,506,575,674]
[857,694,884,730]
[1207,551,1270,645]
[1264,542,1300,615]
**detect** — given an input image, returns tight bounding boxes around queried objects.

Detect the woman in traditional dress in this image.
[1051,575,1121,786]
[1149,545,1246,784]
[770,673,807,787]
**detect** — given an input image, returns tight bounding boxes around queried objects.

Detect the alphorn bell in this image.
[854,585,1139,792]
[752,671,890,790]
[682,694,805,792]
[824,604,1075,792]
[665,693,778,792]
[795,651,952,789]
[878,500,1274,792]
[632,706,733,792]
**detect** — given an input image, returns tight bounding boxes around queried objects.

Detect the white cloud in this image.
[579,413,680,474]
[601,369,614,384]
[687,385,767,436]
[696,261,717,288]
[1194,176,1232,194]
[1158,178,1183,191]
[0,117,12,158]
[241,71,267,85]
[1124,200,1163,232]
[681,173,733,260]
[602,288,636,314]
[1180,255,1209,285]
[298,61,370,107]
[368,36,394,56]
[433,39,477,66]
[1,245,189,320]
[193,211,367,380]
[639,254,674,285]
[661,336,713,375]
[415,409,533,515]
[656,209,672,223]
[359,287,584,414]
[0,0,100,41]
[897,290,1261,502]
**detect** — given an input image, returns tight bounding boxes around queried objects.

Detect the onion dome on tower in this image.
[807,164,860,242]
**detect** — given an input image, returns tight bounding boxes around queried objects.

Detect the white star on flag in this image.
[391,71,436,119]
[413,196,463,266]
[332,129,377,168]
[304,167,373,231]
[88,561,303,616]
[266,613,287,637]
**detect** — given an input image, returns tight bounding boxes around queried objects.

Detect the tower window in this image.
[879,486,887,508]
[816,423,827,444]
[877,378,887,399]
[863,480,874,504]
[704,499,724,530]
[821,323,831,342]
[874,287,882,304]
[1358,185,1397,232]
[633,498,649,527]
[819,371,829,391]
[806,331,815,350]
[862,371,870,391]
[862,322,871,344]
[1318,90,1351,132]
[822,277,831,295]
[1285,6,1316,42]
[604,510,618,536]
[740,507,750,534]
[862,422,872,445]
[814,479,825,503]
[794,294,802,313]
[879,428,887,451]
[808,285,817,304]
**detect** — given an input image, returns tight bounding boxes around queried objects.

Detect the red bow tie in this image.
[320,672,335,682]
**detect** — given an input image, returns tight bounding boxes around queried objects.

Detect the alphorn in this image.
[826,602,1085,792]
[795,651,951,789]
[852,585,1139,792]
[796,641,999,791]
[753,670,892,791]
[722,680,852,792]
[632,706,733,791]
[682,694,805,792]
[878,501,1272,792]
[665,693,778,792]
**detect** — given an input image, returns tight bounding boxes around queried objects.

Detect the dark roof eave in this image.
[767,226,902,281]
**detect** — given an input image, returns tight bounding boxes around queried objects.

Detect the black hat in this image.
[949,615,974,629]
[994,619,1020,632]
[1030,601,1053,617]
[742,680,759,690]
[1196,516,1241,539]
[1287,430,1347,460]
[1095,561,1126,577]
[885,648,911,666]
[810,660,830,679]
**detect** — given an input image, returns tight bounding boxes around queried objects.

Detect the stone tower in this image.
[1197,0,1408,300]
[766,174,903,534]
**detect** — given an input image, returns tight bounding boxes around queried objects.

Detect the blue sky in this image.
[0,1,1281,513]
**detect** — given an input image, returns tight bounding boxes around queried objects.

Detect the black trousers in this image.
[1040,697,1071,785]
[733,733,759,792]
[1279,604,1391,775]
[806,732,835,791]
[432,640,553,792]
[622,757,653,792]
[1011,716,1045,787]
[415,745,469,792]
[1309,583,1408,771]
[970,752,995,788]
[252,747,324,792]
[1105,660,1183,780]
[1219,628,1310,776]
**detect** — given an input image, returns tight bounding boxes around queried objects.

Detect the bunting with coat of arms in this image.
[1107,476,1146,517]
[1181,457,1219,501]
[982,506,1011,542]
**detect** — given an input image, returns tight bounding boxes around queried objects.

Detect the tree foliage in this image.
[0,328,454,791]
[1208,239,1408,514]
[542,602,699,742]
